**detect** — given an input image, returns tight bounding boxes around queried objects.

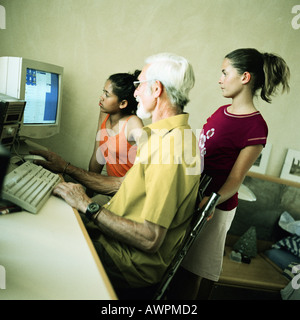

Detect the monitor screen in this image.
[0,57,63,140]
[24,68,59,125]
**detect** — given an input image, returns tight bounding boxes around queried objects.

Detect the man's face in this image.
[134,65,155,119]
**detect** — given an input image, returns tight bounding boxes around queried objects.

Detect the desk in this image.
[218,246,288,292]
[0,195,117,300]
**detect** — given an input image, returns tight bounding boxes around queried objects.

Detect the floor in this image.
[208,284,282,300]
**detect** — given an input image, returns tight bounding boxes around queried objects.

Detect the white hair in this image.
[145,53,195,109]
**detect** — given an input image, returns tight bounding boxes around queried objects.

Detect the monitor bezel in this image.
[18,58,64,139]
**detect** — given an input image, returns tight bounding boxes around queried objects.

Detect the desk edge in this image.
[72,207,118,300]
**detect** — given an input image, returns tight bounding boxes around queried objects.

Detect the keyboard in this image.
[2,161,61,214]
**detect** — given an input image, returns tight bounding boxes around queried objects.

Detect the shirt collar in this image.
[145,113,190,132]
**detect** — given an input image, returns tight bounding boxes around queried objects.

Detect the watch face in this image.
[88,202,100,213]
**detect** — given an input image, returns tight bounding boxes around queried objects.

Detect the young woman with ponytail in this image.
[170,48,290,299]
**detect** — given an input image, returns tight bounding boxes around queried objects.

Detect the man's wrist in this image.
[85,202,101,220]
[62,162,70,175]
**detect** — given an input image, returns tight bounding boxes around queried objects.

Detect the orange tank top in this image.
[99,114,137,177]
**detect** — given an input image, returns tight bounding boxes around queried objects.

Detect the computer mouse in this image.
[24,154,47,162]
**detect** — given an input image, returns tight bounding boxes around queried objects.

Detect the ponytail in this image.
[261,53,290,103]
[225,48,290,103]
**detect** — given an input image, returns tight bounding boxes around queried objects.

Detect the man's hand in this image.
[53,182,91,213]
[54,182,167,253]
[29,150,69,173]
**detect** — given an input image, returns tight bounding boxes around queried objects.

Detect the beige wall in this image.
[0,0,299,176]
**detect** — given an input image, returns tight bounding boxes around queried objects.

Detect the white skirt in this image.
[181,207,236,281]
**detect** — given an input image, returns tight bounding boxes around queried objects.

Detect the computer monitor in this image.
[0,56,63,139]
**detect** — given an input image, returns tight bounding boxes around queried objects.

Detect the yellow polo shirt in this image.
[99,113,201,287]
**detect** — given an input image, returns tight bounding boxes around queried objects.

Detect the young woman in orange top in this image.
[89,71,144,179]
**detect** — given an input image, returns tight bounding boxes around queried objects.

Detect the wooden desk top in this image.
[219,247,289,291]
[0,195,117,300]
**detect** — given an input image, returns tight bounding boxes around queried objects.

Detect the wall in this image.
[0,0,299,175]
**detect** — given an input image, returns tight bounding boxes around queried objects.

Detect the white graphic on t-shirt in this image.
[206,128,215,139]
[199,128,215,158]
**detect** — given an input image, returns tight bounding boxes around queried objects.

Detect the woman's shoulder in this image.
[218,104,231,112]
[207,104,229,120]
[211,104,230,115]
[127,114,144,128]
[126,115,144,142]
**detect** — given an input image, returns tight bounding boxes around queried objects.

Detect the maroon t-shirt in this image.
[199,104,268,210]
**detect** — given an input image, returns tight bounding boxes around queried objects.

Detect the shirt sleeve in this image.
[242,116,268,148]
[141,163,182,228]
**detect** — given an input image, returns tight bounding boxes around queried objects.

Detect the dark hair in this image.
[225,48,290,103]
[108,70,140,115]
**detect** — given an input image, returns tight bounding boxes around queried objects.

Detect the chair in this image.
[198,173,212,201]
[153,190,220,300]
[116,174,218,300]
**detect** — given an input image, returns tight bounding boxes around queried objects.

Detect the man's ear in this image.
[153,80,163,98]
[119,100,128,109]
[242,71,251,84]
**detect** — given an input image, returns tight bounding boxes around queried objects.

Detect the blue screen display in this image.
[24,68,59,124]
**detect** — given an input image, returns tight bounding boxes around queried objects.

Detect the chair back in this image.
[153,175,220,300]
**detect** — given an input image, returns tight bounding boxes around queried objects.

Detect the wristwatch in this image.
[85,202,101,220]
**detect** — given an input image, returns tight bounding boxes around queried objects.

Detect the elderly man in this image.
[53,53,201,298]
